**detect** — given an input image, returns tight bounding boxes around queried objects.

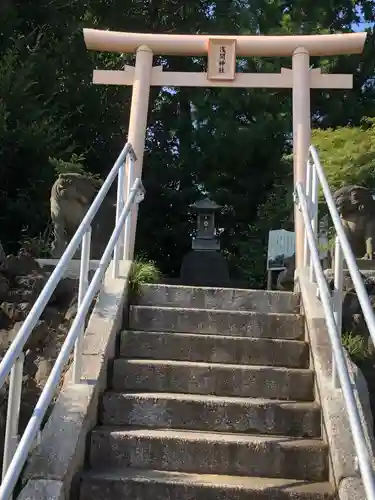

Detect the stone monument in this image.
[180,198,230,287]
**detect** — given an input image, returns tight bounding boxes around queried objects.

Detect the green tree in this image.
[0,46,74,251]
[312,118,375,191]
[0,0,129,250]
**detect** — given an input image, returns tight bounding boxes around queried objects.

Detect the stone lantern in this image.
[179,197,229,287]
[190,197,221,251]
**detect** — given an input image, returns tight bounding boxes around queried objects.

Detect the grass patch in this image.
[342,331,374,364]
[128,258,162,297]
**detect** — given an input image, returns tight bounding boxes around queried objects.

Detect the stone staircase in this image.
[79,284,334,499]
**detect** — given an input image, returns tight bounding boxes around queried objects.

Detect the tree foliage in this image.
[312,119,375,191]
[0,0,374,283]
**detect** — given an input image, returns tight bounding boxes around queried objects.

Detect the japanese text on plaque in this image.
[218,45,226,73]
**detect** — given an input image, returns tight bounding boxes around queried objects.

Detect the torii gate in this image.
[83,29,367,268]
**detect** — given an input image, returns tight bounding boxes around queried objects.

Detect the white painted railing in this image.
[295,144,375,499]
[0,142,144,499]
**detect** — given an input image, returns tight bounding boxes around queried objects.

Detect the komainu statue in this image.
[333,185,375,259]
[50,173,115,258]
[276,254,295,291]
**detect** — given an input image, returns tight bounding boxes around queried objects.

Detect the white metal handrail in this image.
[0,142,144,499]
[309,145,375,350]
[295,143,375,499]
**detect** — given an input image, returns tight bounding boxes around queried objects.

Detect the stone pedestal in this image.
[180,250,230,287]
[350,259,375,271]
[334,258,375,279]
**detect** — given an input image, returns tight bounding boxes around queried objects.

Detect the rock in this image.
[323,269,375,295]
[322,269,375,350]
[42,306,64,324]
[0,301,31,322]
[65,298,78,322]
[15,272,47,292]
[52,278,78,306]
[34,359,54,387]
[0,242,5,264]
[0,275,9,301]
[276,254,295,292]
[1,319,50,352]
[0,310,11,330]
[0,253,42,277]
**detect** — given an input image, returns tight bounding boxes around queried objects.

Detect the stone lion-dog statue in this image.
[50,173,116,258]
[333,185,375,260]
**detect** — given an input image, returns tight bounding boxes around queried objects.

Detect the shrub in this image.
[128,258,162,297]
[342,331,374,364]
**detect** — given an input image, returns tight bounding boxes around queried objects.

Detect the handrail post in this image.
[304,160,312,267]
[123,155,135,260]
[310,161,318,283]
[113,161,126,278]
[72,227,92,384]
[332,236,343,389]
[2,352,24,479]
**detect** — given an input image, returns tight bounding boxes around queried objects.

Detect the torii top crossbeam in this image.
[83,29,366,57]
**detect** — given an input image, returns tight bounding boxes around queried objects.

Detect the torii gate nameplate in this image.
[207,38,236,81]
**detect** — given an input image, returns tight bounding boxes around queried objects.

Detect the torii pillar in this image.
[83,29,366,268]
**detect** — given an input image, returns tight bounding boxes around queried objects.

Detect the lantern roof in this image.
[190,197,221,212]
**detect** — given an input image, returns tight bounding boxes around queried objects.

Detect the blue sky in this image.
[353,21,373,31]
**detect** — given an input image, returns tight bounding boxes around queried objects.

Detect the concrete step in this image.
[120,331,309,368]
[135,284,299,313]
[100,392,321,437]
[129,305,303,339]
[112,359,314,400]
[89,427,328,481]
[80,467,334,500]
